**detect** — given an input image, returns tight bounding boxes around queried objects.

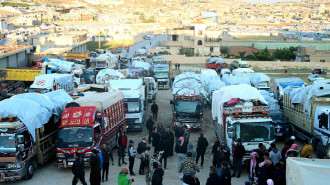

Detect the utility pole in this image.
[98,31,101,49]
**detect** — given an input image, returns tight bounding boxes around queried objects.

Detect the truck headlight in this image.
[56,153,65,158]
[174,122,180,126]
[135,119,140,123]
[7,163,17,169]
[85,152,92,158]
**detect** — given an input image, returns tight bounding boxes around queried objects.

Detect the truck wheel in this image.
[313,140,324,158]
[23,161,34,180]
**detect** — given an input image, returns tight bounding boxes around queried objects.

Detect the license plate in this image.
[68,162,74,166]
[276,133,283,136]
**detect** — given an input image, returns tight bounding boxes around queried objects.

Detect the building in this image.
[1,19,8,31]
[295,46,330,63]
[166,20,222,56]
[0,39,33,68]
[28,31,89,59]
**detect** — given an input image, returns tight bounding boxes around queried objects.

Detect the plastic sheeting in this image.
[232,68,254,76]
[30,74,73,89]
[172,72,208,99]
[44,59,74,73]
[260,90,280,111]
[286,158,330,185]
[96,69,125,84]
[250,73,270,86]
[0,90,72,141]
[109,79,143,90]
[212,84,268,125]
[222,75,251,86]
[206,57,226,64]
[132,61,151,70]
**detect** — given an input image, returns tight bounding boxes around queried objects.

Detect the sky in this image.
[240,0,300,3]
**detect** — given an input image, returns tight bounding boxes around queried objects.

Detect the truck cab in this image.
[170,94,203,130]
[269,110,290,139]
[153,64,171,90]
[55,106,102,167]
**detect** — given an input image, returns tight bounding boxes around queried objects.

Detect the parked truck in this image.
[95,54,118,73]
[170,72,208,129]
[109,79,146,131]
[230,61,253,70]
[55,91,126,167]
[153,64,171,89]
[250,73,274,97]
[144,77,157,102]
[273,77,305,101]
[283,83,330,158]
[0,91,71,182]
[205,57,227,72]
[212,84,275,163]
[29,74,74,94]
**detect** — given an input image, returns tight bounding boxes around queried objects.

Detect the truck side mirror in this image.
[18,144,25,151]
[170,100,174,104]
[17,135,25,144]
[227,126,235,132]
[228,132,235,139]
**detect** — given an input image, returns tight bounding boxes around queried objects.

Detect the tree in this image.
[238,51,246,59]
[220,46,230,58]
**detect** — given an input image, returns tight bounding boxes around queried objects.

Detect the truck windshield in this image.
[0,133,16,149]
[237,122,274,142]
[96,61,107,68]
[57,127,93,148]
[174,99,202,114]
[259,88,272,93]
[154,73,169,79]
[240,64,249,68]
[125,101,141,113]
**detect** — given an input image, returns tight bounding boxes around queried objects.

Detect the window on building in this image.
[198,40,202,45]
[198,30,203,35]
[184,36,190,40]
[320,60,325,62]
[210,47,214,52]
[172,35,178,42]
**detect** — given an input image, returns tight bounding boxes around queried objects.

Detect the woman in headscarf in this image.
[250,152,259,180]
[175,136,187,172]
[257,159,273,185]
[285,144,300,158]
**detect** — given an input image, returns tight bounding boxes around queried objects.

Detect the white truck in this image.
[29,74,74,94]
[273,77,305,101]
[201,69,225,104]
[95,54,118,72]
[283,83,330,158]
[144,77,157,102]
[153,64,171,90]
[212,84,275,163]
[250,73,273,97]
[109,79,146,131]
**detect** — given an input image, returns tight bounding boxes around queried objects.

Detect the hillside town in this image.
[0,0,330,185]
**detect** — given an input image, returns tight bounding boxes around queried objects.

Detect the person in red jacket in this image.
[118,132,127,166]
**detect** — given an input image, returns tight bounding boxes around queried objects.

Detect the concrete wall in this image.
[0,49,29,68]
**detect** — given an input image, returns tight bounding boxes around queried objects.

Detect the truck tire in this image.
[312,139,324,158]
[23,161,34,180]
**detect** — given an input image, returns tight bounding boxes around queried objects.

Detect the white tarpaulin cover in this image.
[96,69,125,84]
[250,73,270,86]
[212,84,268,125]
[109,79,143,90]
[30,74,73,89]
[201,69,218,76]
[232,68,254,76]
[44,59,74,73]
[172,72,208,98]
[206,57,226,64]
[132,61,151,70]
[222,75,251,86]
[260,90,280,111]
[0,90,72,140]
[284,83,330,116]
[286,158,330,185]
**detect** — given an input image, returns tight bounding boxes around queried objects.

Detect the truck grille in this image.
[126,118,136,124]
[158,81,167,85]
[0,162,10,170]
[178,117,198,123]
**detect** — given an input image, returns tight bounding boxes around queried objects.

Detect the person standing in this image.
[128,140,136,175]
[152,127,161,153]
[90,149,101,185]
[232,138,245,178]
[101,143,114,182]
[178,63,181,70]
[300,139,313,158]
[206,166,220,185]
[175,123,184,141]
[269,143,282,166]
[196,133,208,169]
[220,161,231,185]
[159,132,170,170]
[187,143,196,159]
[285,136,296,149]
[118,132,128,166]
[212,137,221,167]
[146,116,154,144]
[180,152,200,176]
[118,167,132,185]
[157,122,165,135]
[146,153,161,185]
[72,152,87,185]
[221,142,231,166]
[151,101,158,120]
[183,125,190,145]
[151,162,164,185]
[176,136,187,172]
[166,126,175,156]
[175,63,178,70]
[137,137,148,175]
[183,170,200,185]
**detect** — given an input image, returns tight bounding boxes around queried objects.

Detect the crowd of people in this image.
[71,112,316,185]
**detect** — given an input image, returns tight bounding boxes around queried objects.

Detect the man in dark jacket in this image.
[101,143,114,182]
[212,137,221,167]
[183,170,200,185]
[146,116,154,144]
[196,133,208,168]
[128,140,136,175]
[159,132,170,170]
[90,149,101,185]
[151,162,164,185]
[151,101,158,119]
[72,152,87,185]
[220,161,231,185]
[152,127,161,153]
[206,166,220,185]
[183,125,190,145]
[137,137,148,175]
[175,123,184,140]
[166,126,175,156]
[232,138,245,178]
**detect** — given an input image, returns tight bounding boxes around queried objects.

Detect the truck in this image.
[273,77,305,102]
[230,61,253,70]
[0,68,42,98]
[205,57,227,72]
[144,77,157,102]
[283,83,330,158]
[95,54,118,72]
[250,73,273,97]
[109,79,146,131]
[55,91,126,167]
[0,91,71,182]
[153,64,171,90]
[170,72,208,129]
[29,74,74,94]
[212,84,275,163]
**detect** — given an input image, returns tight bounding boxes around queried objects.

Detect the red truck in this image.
[205,57,227,71]
[55,91,126,167]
